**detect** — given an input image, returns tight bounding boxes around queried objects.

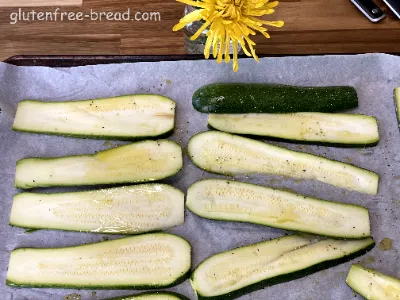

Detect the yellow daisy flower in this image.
[173,0,284,72]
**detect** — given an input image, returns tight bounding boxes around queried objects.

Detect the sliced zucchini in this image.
[15,140,183,189]
[191,235,374,299]
[10,184,184,234]
[394,88,400,129]
[346,264,400,300]
[186,179,370,238]
[13,95,176,140]
[188,131,378,195]
[104,291,190,300]
[208,113,379,146]
[193,83,358,113]
[6,233,191,289]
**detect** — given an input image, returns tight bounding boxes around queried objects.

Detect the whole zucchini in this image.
[193,83,358,113]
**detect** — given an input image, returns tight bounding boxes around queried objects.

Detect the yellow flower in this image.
[173,0,284,72]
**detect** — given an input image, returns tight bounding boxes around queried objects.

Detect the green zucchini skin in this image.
[12,95,176,140]
[208,113,379,147]
[186,179,371,239]
[6,233,191,289]
[6,275,190,290]
[187,131,379,195]
[191,236,375,300]
[346,264,400,299]
[193,83,358,113]
[104,291,191,300]
[12,128,174,142]
[15,139,183,189]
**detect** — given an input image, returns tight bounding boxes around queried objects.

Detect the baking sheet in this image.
[1,53,400,300]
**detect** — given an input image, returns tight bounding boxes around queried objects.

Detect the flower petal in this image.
[212,32,220,58]
[239,40,252,57]
[244,36,259,61]
[217,32,225,63]
[246,8,275,16]
[232,40,239,72]
[204,32,214,59]
[266,1,279,8]
[224,32,231,63]
[260,30,270,38]
[259,20,284,27]
[175,0,208,8]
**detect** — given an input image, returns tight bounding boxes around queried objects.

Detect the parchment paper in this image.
[1,54,400,300]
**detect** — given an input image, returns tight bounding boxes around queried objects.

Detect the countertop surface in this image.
[0,0,399,61]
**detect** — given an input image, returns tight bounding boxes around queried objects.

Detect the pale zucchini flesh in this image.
[105,291,190,300]
[188,131,379,195]
[7,233,191,289]
[12,95,176,140]
[208,113,379,146]
[10,184,184,234]
[15,140,183,189]
[186,179,370,238]
[191,235,374,299]
[346,264,400,300]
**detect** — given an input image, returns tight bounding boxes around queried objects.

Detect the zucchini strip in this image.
[186,179,370,238]
[346,265,400,299]
[208,113,379,146]
[7,233,191,289]
[191,235,374,299]
[104,292,190,300]
[394,88,400,130]
[188,131,378,195]
[15,140,183,189]
[10,184,184,234]
[13,95,176,140]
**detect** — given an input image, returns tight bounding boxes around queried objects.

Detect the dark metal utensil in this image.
[383,0,400,19]
[350,0,386,22]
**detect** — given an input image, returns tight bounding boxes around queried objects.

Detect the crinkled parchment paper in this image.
[1,54,400,300]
